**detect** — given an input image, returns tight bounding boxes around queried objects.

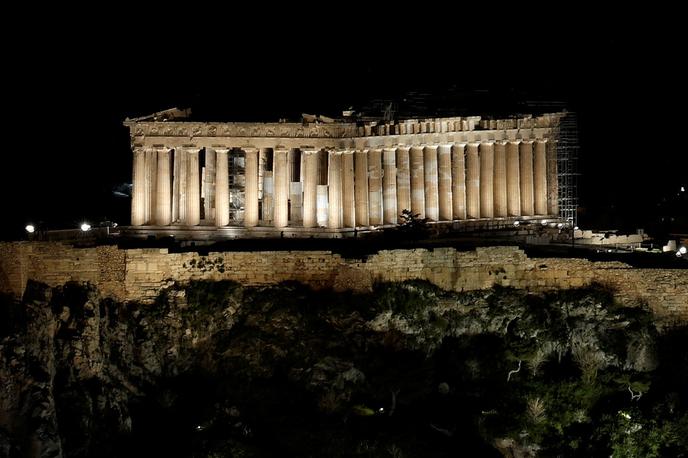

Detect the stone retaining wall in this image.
[1,242,686,322]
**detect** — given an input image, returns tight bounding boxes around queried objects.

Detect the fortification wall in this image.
[1,242,686,322]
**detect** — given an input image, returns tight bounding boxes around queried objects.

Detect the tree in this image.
[397,209,430,239]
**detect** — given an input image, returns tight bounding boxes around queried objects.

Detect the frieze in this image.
[124,117,559,140]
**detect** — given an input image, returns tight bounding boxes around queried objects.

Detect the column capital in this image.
[519,139,535,145]
[241,146,259,154]
[534,138,548,144]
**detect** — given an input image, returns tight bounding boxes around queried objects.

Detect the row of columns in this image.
[132,140,555,229]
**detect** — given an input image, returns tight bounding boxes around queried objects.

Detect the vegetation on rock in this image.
[0,280,686,457]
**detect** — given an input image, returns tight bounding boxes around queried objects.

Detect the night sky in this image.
[3,12,686,240]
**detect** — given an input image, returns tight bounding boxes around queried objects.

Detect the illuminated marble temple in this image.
[124,111,567,238]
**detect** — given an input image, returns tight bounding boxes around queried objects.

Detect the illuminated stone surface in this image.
[125,112,568,234]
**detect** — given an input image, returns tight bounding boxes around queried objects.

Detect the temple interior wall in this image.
[1,242,686,323]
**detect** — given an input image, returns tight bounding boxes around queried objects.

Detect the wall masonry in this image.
[1,242,686,322]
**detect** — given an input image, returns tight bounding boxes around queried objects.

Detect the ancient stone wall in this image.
[1,242,686,322]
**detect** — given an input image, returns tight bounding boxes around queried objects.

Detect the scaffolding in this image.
[556,112,579,226]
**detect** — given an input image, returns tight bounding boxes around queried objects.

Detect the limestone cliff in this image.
[1,280,686,457]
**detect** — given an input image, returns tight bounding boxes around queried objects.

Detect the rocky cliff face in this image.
[1,280,686,457]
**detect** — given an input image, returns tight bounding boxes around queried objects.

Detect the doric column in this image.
[466,142,480,219]
[244,148,259,227]
[342,151,356,227]
[328,151,343,228]
[479,142,494,218]
[172,148,180,223]
[423,145,439,221]
[382,147,398,225]
[302,149,318,228]
[438,144,452,221]
[204,148,216,222]
[452,143,466,220]
[155,148,172,226]
[519,140,534,216]
[177,148,188,223]
[131,147,146,226]
[534,140,548,215]
[354,149,369,226]
[368,149,383,225]
[185,148,201,226]
[410,146,425,218]
[215,148,230,226]
[273,148,289,228]
[506,141,521,216]
[494,141,508,217]
[395,146,411,215]
[144,148,157,224]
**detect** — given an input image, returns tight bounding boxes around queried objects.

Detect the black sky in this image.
[3,11,686,240]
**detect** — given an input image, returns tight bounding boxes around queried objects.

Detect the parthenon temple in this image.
[124,111,569,238]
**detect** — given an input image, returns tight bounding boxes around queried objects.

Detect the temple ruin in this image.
[123,111,574,238]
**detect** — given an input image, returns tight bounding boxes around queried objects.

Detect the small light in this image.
[677,251,682,258]
[112,222,118,228]
[25,224,35,233]
[378,407,385,413]
[80,223,91,232]
[541,220,548,225]
[557,223,564,229]
[574,226,579,231]
[681,186,685,192]
[679,246,687,255]
[607,249,613,253]
[513,221,520,227]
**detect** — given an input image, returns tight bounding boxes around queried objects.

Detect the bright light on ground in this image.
[25,224,35,233]
[80,223,91,232]
[680,246,687,255]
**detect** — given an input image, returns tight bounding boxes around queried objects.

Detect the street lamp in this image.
[25,224,35,233]
[80,222,91,232]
